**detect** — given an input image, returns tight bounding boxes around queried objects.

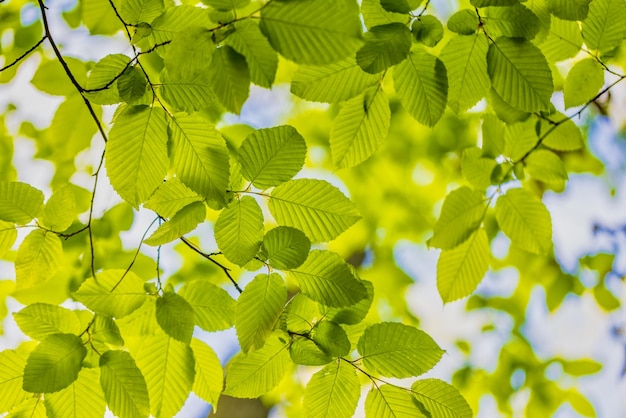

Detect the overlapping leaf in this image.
[179,280,236,332]
[225,20,278,88]
[261,226,311,270]
[155,292,195,343]
[214,196,264,266]
[13,303,80,340]
[144,201,206,246]
[429,187,485,250]
[303,361,360,418]
[0,350,28,412]
[365,384,424,418]
[357,23,412,74]
[207,46,250,114]
[15,230,62,289]
[190,339,223,408]
[582,0,626,53]
[564,59,604,109]
[143,178,203,218]
[45,368,106,418]
[0,182,43,225]
[99,350,150,418]
[411,378,473,418]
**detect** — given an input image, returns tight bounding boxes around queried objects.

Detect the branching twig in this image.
[0,36,47,72]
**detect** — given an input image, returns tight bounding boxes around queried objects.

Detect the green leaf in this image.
[411,378,473,418]
[99,350,150,418]
[495,188,552,254]
[503,118,538,161]
[412,15,444,47]
[261,226,311,270]
[120,0,163,24]
[134,333,195,418]
[525,149,568,185]
[205,0,250,10]
[312,321,350,357]
[144,201,206,246]
[284,293,321,333]
[190,338,223,408]
[260,0,363,65]
[365,384,424,418]
[105,105,169,208]
[179,280,236,332]
[6,397,47,418]
[269,179,361,242]
[164,27,214,79]
[287,250,367,307]
[207,46,250,114]
[481,113,505,158]
[393,47,448,127]
[72,269,148,318]
[214,196,264,266]
[322,280,374,325]
[15,230,63,289]
[462,147,497,190]
[116,299,160,338]
[561,359,602,376]
[225,20,278,88]
[289,337,333,366]
[487,37,553,112]
[0,182,43,225]
[447,9,479,35]
[357,23,412,74]
[169,114,230,206]
[540,18,583,63]
[238,125,307,189]
[31,58,88,97]
[380,0,421,14]
[584,0,626,54]
[362,0,407,29]
[23,333,86,393]
[155,292,195,343]
[44,368,106,418]
[357,322,444,378]
[546,0,591,20]
[0,350,29,412]
[117,66,148,104]
[143,178,203,218]
[41,185,76,232]
[223,331,291,398]
[489,88,531,124]
[471,0,518,6]
[564,59,604,109]
[303,361,360,418]
[85,54,130,105]
[160,68,214,112]
[291,58,379,103]
[429,187,485,250]
[437,228,490,303]
[91,315,125,347]
[330,87,390,168]
[236,273,287,352]
[13,303,80,340]
[150,6,212,46]
[0,221,17,258]
[540,114,584,151]
[482,4,540,40]
[81,0,120,35]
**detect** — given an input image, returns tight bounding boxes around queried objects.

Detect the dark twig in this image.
[0,36,47,72]
[180,236,243,293]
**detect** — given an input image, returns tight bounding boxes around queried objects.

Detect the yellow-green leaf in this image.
[15,230,63,290]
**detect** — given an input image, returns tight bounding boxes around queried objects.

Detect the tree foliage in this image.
[0,0,622,416]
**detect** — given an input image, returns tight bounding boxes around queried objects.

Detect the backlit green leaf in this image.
[482,4,540,40]
[564,59,604,109]
[236,273,287,352]
[289,337,333,366]
[0,350,29,412]
[365,384,424,418]
[99,350,150,418]
[159,69,214,113]
[503,118,538,161]
[447,9,479,35]
[462,147,497,190]
[214,196,264,266]
[15,230,62,289]
[156,292,195,343]
[179,280,236,332]
[260,0,363,65]
[45,368,106,418]
[540,18,583,63]
[150,6,212,46]
[164,27,214,79]
[144,201,206,246]
[429,186,485,250]
[23,333,86,393]
[117,66,148,104]
[380,0,421,14]
[225,20,278,88]
[207,46,250,114]
[143,178,203,218]
[120,0,163,24]
[261,226,311,270]
[546,0,591,20]
[322,280,374,325]
[190,338,223,408]
[41,185,76,232]
[0,182,43,225]
[6,397,47,418]
[582,0,626,53]
[13,303,80,340]
[362,0,407,28]
[437,228,490,303]
[495,188,552,254]
[85,54,130,104]
[311,321,350,357]
[357,23,412,74]
[357,322,444,378]
[269,179,361,242]
[471,0,518,6]
[205,0,250,10]
[412,15,444,47]
[0,221,17,258]
[411,378,473,418]
[525,149,568,185]
[540,115,584,151]
[303,361,360,418]
[287,250,366,307]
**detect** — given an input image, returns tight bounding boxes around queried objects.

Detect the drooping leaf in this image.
[487,37,553,112]
[190,338,223,408]
[305,361,361,418]
[225,20,278,88]
[0,182,44,225]
[563,59,604,109]
[311,321,350,357]
[269,179,361,242]
[223,331,291,398]
[144,201,206,246]
[495,188,552,254]
[411,378,473,418]
[365,384,424,418]
[582,0,626,53]
[546,0,591,20]
[44,368,106,418]
[441,34,490,114]
[13,303,80,340]
[356,23,412,74]
[322,280,374,325]
[261,226,311,270]
[525,149,568,185]
[287,250,367,307]
[291,58,379,103]
[99,350,150,418]
[357,322,444,378]
[41,185,76,232]
[72,269,148,318]
[169,114,230,207]
[105,105,169,208]
[15,230,62,289]
[23,333,86,393]
[0,350,29,412]
[236,273,287,352]
[134,333,195,418]
[429,187,485,250]
[260,0,363,65]
[207,46,250,114]
[178,280,236,332]
[143,178,203,218]
[330,87,390,168]
[238,125,307,189]
[214,196,264,266]
[437,228,490,303]
[289,337,333,366]
[155,292,195,344]
[393,47,448,127]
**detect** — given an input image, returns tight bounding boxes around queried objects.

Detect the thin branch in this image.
[0,36,47,72]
